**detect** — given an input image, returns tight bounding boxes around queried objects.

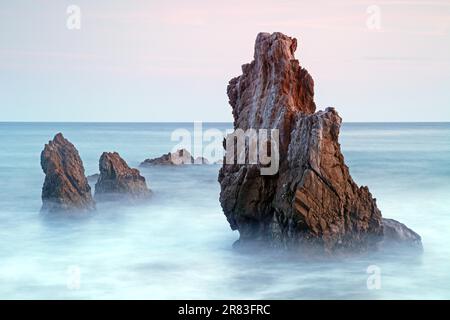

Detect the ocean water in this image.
[0,122,449,299]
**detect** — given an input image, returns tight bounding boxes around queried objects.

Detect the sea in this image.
[0,122,449,299]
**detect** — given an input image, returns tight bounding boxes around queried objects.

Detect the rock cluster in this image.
[40,134,152,212]
[40,133,95,213]
[95,152,151,201]
[218,32,421,253]
[140,149,194,166]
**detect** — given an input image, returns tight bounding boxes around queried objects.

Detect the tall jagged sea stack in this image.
[218,32,421,253]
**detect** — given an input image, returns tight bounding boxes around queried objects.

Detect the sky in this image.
[0,0,449,122]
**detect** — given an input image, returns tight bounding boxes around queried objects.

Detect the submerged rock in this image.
[95,152,151,202]
[140,149,194,166]
[40,133,95,213]
[218,32,421,254]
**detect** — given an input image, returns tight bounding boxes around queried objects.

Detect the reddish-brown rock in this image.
[95,152,151,201]
[227,32,315,153]
[218,32,421,253]
[41,133,95,213]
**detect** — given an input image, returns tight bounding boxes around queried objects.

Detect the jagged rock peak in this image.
[254,32,297,62]
[40,133,95,213]
[227,32,316,151]
[95,152,151,202]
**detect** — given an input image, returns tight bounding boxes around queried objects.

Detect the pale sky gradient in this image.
[1,0,449,122]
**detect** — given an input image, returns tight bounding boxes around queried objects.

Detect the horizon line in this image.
[1,121,450,124]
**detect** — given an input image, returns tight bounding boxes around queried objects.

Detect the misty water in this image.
[0,122,449,299]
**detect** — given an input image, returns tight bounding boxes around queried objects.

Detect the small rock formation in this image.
[41,133,95,213]
[140,149,194,166]
[95,152,151,201]
[218,32,421,254]
[380,218,422,250]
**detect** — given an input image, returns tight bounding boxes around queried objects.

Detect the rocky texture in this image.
[380,218,422,250]
[41,133,95,213]
[95,152,151,201]
[140,149,194,166]
[218,32,421,254]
